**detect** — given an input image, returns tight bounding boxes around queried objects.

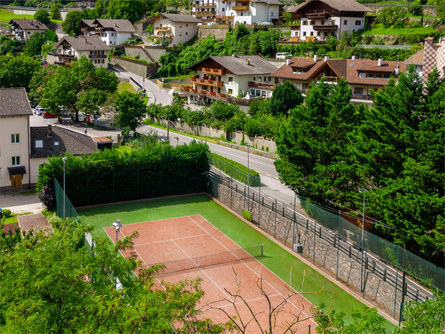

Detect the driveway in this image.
[0,192,44,214]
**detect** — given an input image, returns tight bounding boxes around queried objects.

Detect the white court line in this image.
[188,215,316,325]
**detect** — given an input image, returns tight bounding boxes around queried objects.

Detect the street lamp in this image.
[62,156,68,219]
[359,190,367,295]
[175,136,179,146]
[247,144,250,210]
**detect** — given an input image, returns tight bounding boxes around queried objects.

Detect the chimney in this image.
[232,53,235,57]
[324,55,329,62]
[351,55,356,60]
[394,66,400,76]
[245,58,250,65]
[47,124,53,139]
[314,54,318,62]
[377,58,383,66]
[286,58,291,66]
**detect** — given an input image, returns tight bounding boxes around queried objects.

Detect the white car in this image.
[33,107,48,116]
[276,52,292,60]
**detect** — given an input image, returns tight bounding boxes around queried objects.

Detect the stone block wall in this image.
[209,179,411,320]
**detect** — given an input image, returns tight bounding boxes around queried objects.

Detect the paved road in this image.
[137,124,297,206]
[0,192,44,214]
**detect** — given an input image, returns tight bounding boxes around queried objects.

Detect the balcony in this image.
[351,93,373,101]
[190,76,224,87]
[155,26,171,33]
[232,5,249,11]
[89,53,106,58]
[305,12,329,19]
[193,2,216,8]
[201,67,225,76]
[313,24,337,31]
[193,11,215,17]
[53,51,75,58]
[155,34,173,40]
[221,15,234,21]
[248,81,276,90]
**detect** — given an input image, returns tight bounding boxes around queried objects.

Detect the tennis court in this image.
[104,214,316,333]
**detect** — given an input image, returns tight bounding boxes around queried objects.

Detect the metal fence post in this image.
[394,247,400,318]
[336,234,340,281]
[258,185,261,226]
[399,272,407,327]
[313,223,316,264]
[230,176,233,209]
[274,199,277,238]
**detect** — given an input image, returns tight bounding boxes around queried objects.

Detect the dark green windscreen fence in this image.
[54,178,79,220]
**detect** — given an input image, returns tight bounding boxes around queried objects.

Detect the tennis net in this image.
[143,244,264,275]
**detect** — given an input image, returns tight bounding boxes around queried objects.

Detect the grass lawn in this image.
[117,82,137,94]
[2,212,32,224]
[0,9,33,22]
[79,195,395,331]
[364,23,437,35]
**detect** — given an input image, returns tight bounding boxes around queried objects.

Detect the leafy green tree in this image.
[94,0,106,17]
[50,3,60,20]
[107,0,144,23]
[270,81,303,116]
[62,11,84,35]
[34,8,50,25]
[44,29,58,42]
[0,55,40,90]
[76,88,108,119]
[23,31,46,56]
[115,91,147,134]
[0,35,23,55]
[0,216,226,333]
[207,100,239,122]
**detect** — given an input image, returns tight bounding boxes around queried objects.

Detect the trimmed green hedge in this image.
[209,153,261,187]
[37,142,209,207]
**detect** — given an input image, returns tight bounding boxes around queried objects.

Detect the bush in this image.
[244,118,263,137]
[36,142,210,207]
[2,209,11,218]
[38,185,55,211]
[242,209,252,222]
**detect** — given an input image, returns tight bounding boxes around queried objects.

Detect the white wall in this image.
[299,15,365,41]
[153,18,197,46]
[92,31,133,46]
[30,157,47,185]
[0,116,30,188]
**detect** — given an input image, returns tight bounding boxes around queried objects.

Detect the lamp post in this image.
[175,136,179,146]
[247,144,250,210]
[360,191,366,295]
[112,219,122,289]
[62,156,68,219]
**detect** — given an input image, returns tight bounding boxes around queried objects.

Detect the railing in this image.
[193,11,215,17]
[193,2,216,8]
[233,5,250,11]
[190,77,224,87]
[221,16,234,21]
[53,51,75,57]
[248,81,276,90]
[351,93,373,100]
[89,54,106,58]
[155,26,171,33]
[313,24,338,31]
[201,67,225,76]
[305,12,329,19]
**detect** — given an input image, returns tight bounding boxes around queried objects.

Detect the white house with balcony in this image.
[8,19,48,42]
[79,19,135,46]
[286,0,370,42]
[50,36,110,67]
[183,55,277,104]
[150,13,201,46]
[220,0,281,25]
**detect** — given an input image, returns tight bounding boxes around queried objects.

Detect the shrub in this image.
[244,118,263,137]
[2,209,12,218]
[242,209,252,222]
[38,185,56,211]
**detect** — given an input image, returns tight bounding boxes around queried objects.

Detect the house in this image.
[150,13,201,46]
[192,0,281,25]
[183,55,277,104]
[29,125,99,185]
[50,36,110,67]
[79,19,135,46]
[286,0,370,42]
[404,37,445,82]
[221,0,281,25]
[0,88,33,191]
[270,55,407,103]
[8,19,48,42]
[0,26,14,38]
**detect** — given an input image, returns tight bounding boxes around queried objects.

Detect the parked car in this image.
[276,52,292,60]
[43,111,57,119]
[34,107,48,116]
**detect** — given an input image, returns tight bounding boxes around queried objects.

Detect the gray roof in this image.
[0,88,32,117]
[288,0,370,13]
[92,19,135,33]
[56,36,111,51]
[30,125,98,158]
[191,55,277,76]
[254,0,282,5]
[154,13,201,23]
[81,19,95,28]
[9,18,48,31]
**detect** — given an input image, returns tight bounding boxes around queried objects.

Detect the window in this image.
[302,83,308,90]
[303,31,306,36]
[317,31,320,36]
[186,24,188,27]
[355,20,361,25]
[54,141,59,146]
[310,31,314,36]
[228,89,233,94]
[12,156,20,166]
[186,32,188,35]
[11,134,19,144]
[309,20,314,25]
[271,12,273,17]
[222,8,225,11]
[303,20,308,25]
[354,87,364,95]
[228,76,233,82]
[35,140,43,148]
[321,20,325,25]
[343,19,347,25]
[253,76,256,81]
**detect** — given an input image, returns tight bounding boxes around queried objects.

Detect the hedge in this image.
[209,153,261,187]
[36,142,210,207]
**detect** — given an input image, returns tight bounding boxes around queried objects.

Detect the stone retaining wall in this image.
[209,179,410,320]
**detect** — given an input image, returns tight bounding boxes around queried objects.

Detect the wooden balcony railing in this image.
[305,12,329,19]
[193,11,215,17]
[201,67,225,76]
[192,2,216,8]
[313,24,337,31]
[248,81,276,90]
[155,26,171,33]
[233,5,249,11]
[190,77,224,87]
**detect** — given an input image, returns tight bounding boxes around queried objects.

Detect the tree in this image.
[0,55,40,90]
[24,31,46,56]
[34,8,50,25]
[107,0,144,23]
[270,81,303,116]
[0,35,23,55]
[62,11,84,35]
[94,0,106,17]
[0,216,226,333]
[50,4,60,20]
[44,29,58,42]
[114,91,147,135]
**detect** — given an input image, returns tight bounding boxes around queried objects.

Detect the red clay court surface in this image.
[105,215,316,333]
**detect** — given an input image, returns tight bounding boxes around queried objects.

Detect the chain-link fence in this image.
[207,170,442,321]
